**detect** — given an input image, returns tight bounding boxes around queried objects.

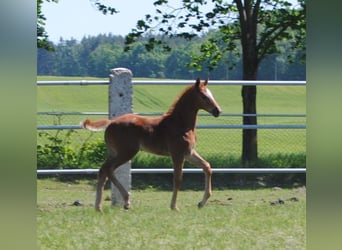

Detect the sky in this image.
[42,0,176,43]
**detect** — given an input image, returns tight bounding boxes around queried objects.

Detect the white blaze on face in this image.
[205,87,216,103]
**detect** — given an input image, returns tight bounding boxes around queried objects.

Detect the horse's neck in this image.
[165,92,199,130]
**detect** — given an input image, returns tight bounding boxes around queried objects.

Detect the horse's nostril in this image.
[212,108,221,117]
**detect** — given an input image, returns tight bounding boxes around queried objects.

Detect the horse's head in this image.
[194,78,222,117]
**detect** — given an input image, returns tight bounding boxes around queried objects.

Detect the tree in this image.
[125,0,306,166]
[165,48,196,78]
[37,47,56,74]
[37,0,58,51]
[54,38,83,76]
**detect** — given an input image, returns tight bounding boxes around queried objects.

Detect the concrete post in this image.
[108,68,133,206]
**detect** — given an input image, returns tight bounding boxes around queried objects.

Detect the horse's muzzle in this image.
[211,107,221,117]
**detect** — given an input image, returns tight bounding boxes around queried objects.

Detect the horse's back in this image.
[105,114,149,138]
[104,114,167,154]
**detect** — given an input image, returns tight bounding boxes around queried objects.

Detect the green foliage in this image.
[92,1,119,15]
[37,130,106,169]
[125,0,306,73]
[259,153,306,168]
[37,33,305,79]
[37,130,78,169]
[37,0,58,51]
[78,140,106,167]
[37,130,305,169]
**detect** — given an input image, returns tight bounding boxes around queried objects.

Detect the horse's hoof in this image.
[95,205,103,212]
[123,204,131,210]
[198,202,204,208]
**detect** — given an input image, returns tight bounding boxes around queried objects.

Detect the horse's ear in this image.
[204,78,209,86]
[195,78,201,88]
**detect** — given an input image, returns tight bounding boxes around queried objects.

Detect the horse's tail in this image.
[81,119,111,131]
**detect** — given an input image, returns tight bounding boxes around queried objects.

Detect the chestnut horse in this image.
[82,78,221,212]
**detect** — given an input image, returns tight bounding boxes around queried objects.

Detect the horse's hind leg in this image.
[107,168,131,209]
[185,150,213,208]
[95,158,111,212]
[95,149,138,212]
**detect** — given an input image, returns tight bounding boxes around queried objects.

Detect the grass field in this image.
[37,178,306,249]
[37,76,306,159]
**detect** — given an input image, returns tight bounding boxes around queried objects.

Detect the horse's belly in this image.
[140,142,169,156]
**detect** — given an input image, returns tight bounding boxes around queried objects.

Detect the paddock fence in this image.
[37,78,306,175]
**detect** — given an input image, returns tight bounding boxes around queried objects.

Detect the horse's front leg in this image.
[170,155,185,210]
[185,150,213,208]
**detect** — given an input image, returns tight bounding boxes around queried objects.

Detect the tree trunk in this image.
[236,0,259,167]
[241,28,258,167]
[241,85,257,167]
[241,42,258,166]
[240,37,258,165]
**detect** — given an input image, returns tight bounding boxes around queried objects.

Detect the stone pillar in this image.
[108,68,133,206]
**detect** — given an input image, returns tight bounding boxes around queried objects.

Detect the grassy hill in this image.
[37,76,305,114]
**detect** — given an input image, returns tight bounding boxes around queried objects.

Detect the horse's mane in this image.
[165,84,195,115]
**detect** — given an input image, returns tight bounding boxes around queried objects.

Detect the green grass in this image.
[37,178,306,249]
[37,76,306,114]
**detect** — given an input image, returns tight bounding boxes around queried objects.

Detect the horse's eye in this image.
[200,93,207,99]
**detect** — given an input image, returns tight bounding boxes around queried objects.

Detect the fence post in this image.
[108,68,133,206]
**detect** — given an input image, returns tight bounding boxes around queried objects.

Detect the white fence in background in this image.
[37,168,306,175]
[37,78,306,175]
